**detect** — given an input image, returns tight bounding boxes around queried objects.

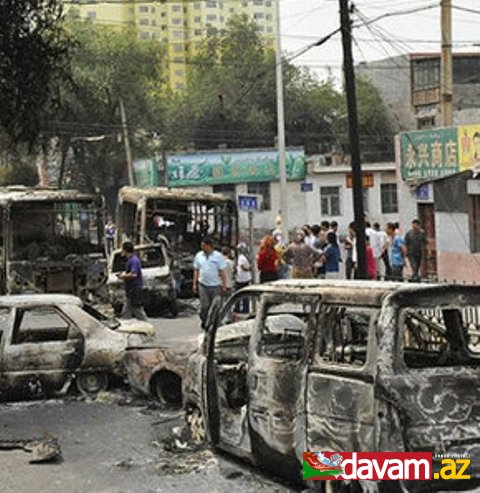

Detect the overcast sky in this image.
[280,0,479,81]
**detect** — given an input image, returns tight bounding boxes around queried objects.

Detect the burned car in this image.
[107,242,179,316]
[124,346,189,408]
[183,280,480,490]
[0,294,154,398]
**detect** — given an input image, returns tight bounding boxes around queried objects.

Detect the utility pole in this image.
[120,98,135,186]
[339,0,367,279]
[441,0,453,126]
[275,0,288,239]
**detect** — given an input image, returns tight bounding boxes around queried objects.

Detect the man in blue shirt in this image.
[116,241,147,321]
[193,238,227,329]
[386,223,405,281]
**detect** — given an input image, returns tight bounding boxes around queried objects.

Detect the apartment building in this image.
[65,0,277,90]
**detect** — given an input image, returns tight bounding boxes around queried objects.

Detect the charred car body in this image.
[183,280,480,490]
[107,241,179,316]
[0,186,106,297]
[0,294,154,398]
[116,186,237,296]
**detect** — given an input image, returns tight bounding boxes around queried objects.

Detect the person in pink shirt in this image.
[366,236,377,280]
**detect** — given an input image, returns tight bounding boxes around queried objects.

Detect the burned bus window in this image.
[401,307,480,368]
[317,306,373,367]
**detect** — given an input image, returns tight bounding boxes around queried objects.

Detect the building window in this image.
[151,20,156,26]
[194,2,201,9]
[266,13,273,21]
[320,186,340,216]
[247,182,271,210]
[253,0,263,5]
[253,12,264,19]
[151,7,156,13]
[471,196,480,253]
[87,11,96,20]
[139,6,148,13]
[206,14,217,21]
[173,30,182,39]
[173,43,184,52]
[172,18,182,25]
[266,26,273,33]
[175,82,184,90]
[139,18,149,25]
[140,31,150,39]
[194,29,203,36]
[257,25,265,32]
[266,0,272,6]
[194,16,201,22]
[381,183,398,214]
[174,69,184,77]
[206,0,217,7]
[172,5,181,12]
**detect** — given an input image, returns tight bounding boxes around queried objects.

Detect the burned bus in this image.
[0,187,107,297]
[117,187,238,295]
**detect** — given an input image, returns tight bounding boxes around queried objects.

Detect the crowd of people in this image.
[191,219,429,326]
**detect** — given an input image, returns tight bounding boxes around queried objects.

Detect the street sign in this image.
[346,173,374,189]
[238,194,262,212]
[300,182,313,192]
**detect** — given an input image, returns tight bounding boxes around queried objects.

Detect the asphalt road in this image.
[0,397,294,493]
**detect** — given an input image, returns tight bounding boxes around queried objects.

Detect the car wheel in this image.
[113,303,123,317]
[76,372,109,396]
[152,371,182,408]
[186,406,206,444]
[170,299,179,317]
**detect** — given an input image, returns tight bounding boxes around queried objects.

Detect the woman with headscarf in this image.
[256,235,279,283]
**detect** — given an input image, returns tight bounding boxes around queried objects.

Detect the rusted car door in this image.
[305,304,378,454]
[247,294,320,477]
[378,303,480,483]
[2,306,84,391]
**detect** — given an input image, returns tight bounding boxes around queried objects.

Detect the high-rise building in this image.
[65,1,277,90]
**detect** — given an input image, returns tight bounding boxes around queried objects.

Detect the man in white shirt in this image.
[373,222,388,279]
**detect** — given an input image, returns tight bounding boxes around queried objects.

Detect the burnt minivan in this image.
[182,280,480,491]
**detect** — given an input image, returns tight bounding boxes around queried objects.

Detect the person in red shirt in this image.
[257,235,279,283]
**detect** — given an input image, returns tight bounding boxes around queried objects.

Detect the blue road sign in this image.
[238,194,260,212]
[301,182,313,192]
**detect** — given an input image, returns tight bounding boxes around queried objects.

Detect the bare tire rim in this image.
[77,372,108,396]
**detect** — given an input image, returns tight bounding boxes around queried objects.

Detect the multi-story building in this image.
[65,0,277,90]
[357,53,480,131]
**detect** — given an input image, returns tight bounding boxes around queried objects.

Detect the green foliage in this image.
[53,22,166,198]
[163,15,396,161]
[0,0,70,145]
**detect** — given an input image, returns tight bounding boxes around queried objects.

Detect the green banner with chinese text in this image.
[400,127,459,181]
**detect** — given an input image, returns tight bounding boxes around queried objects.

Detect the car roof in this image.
[234,280,480,307]
[0,294,82,308]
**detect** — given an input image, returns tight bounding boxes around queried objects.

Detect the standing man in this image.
[386,222,405,281]
[404,219,428,282]
[116,241,147,321]
[283,230,321,279]
[105,217,116,256]
[372,222,388,280]
[193,238,227,329]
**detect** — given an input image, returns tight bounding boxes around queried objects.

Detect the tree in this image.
[0,0,69,145]
[49,22,166,208]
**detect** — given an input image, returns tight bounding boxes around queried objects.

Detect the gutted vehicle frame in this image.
[107,241,179,316]
[183,280,480,491]
[0,294,153,398]
[116,186,238,296]
[0,186,106,297]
